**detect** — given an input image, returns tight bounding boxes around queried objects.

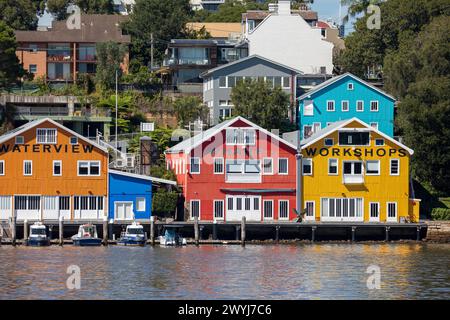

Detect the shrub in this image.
[152,189,178,217]
[431,208,450,221]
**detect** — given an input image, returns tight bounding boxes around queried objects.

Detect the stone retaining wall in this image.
[425,221,450,243]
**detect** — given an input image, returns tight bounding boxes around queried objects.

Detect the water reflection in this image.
[0,243,448,300]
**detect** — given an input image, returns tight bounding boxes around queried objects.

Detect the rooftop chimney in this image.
[277,0,291,15]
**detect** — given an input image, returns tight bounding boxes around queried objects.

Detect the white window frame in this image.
[15,136,24,144]
[190,200,201,220]
[366,160,380,176]
[262,157,273,175]
[370,100,379,112]
[303,100,314,116]
[36,128,57,144]
[324,138,334,146]
[263,200,274,221]
[313,122,321,133]
[305,201,315,221]
[302,158,313,176]
[278,200,289,221]
[387,202,398,222]
[219,76,227,88]
[282,76,291,89]
[53,160,62,176]
[77,160,101,177]
[136,197,146,212]
[390,159,400,176]
[303,125,313,138]
[347,83,354,90]
[190,157,200,174]
[278,158,288,175]
[369,202,380,222]
[370,122,379,130]
[341,100,349,112]
[328,158,338,175]
[213,200,224,220]
[326,100,335,112]
[213,157,224,174]
[225,128,256,146]
[23,160,32,176]
[343,160,364,175]
[0,160,4,176]
[356,100,364,112]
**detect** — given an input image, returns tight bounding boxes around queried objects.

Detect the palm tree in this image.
[340,0,382,24]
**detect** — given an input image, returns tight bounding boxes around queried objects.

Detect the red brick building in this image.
[165,117,299,222]
[15,15,130,82]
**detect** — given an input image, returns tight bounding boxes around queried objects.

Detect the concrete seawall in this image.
[424,221,450,243]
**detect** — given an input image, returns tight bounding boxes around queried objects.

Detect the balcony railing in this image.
[16,106,69,116]
[342,174,364,184]
[163,58,211,66]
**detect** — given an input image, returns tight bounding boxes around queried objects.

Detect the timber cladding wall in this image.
[0,120,108,196]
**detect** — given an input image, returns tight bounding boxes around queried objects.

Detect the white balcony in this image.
[342,174,364,184]
[226,173,261,184]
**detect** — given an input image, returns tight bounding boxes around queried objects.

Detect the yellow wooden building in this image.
[300,118,420,223]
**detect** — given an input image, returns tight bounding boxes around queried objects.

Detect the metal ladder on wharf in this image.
[0,221,12,243]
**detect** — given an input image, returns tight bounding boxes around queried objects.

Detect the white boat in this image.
[117,222,147,246]
[27,222,50,246]
[159,225,187,246]
[71,224,102,246]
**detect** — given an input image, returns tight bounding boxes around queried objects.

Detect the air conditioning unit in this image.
[115,158,125,168]
[126,155,135,168]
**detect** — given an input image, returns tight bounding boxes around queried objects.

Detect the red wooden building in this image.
[165,117,299,222]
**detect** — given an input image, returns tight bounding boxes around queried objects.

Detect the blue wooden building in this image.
[298,73,396,139]
[108,170,176,221]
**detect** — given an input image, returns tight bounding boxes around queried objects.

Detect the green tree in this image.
[47,0,114,20]
[97,93,136,133]
[230,79,290,130]
[173,96,209,127]
[340,0,381,24]
[95,41,127,91]
[124,0,192,66]
[0,21,24,89]
[0,0,46,30]
[152,189,178,216]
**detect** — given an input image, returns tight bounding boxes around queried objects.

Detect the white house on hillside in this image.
[246,0,334,75]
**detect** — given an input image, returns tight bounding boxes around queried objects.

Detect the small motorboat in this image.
[72,224,102,246]
[117,222,147,246]
[159,225,187,246]
[27,222,50,246]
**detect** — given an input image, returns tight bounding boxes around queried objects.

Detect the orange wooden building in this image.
[0,118,109,221]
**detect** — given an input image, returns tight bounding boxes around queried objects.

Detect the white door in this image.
[387,202,398,222]
[115,202,133,221]
[43,196,59,220]
[15,196,41,221]
[0,196,12,220]
[226,195,261,221]
[304,201,315,221]
[369,202,380,222]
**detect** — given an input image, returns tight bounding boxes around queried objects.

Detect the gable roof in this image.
[109,170,177,186]
[200,54,303,78]
[166,116,298,154]
[300,117,414,155]
[297,72,396,101]
[0,118,108,153]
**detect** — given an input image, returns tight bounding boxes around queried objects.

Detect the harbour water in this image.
[0,243,448,300]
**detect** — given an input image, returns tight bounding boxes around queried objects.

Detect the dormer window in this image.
[36,128,57,144]
[347,83,354,90]
[15,136,24,145]
[339,131,370,146]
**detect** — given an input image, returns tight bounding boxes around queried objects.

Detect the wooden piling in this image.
[103,218,108,246]
[351,226,357,242]
[23,220,28,245]
[212,221,217,240]
[194,216,199,246]
[311,226,316,242]
[275,225,280,242]
[235,225,240,240]
[11,217,16,246]
[0,224,3,246]
[59,217,64,246]
[385,226,390,241]
[416,226,421,241]
[241,216,246,246]
[150,217,155,245]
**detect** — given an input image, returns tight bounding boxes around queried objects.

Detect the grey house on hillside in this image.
[200,55,302,125]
